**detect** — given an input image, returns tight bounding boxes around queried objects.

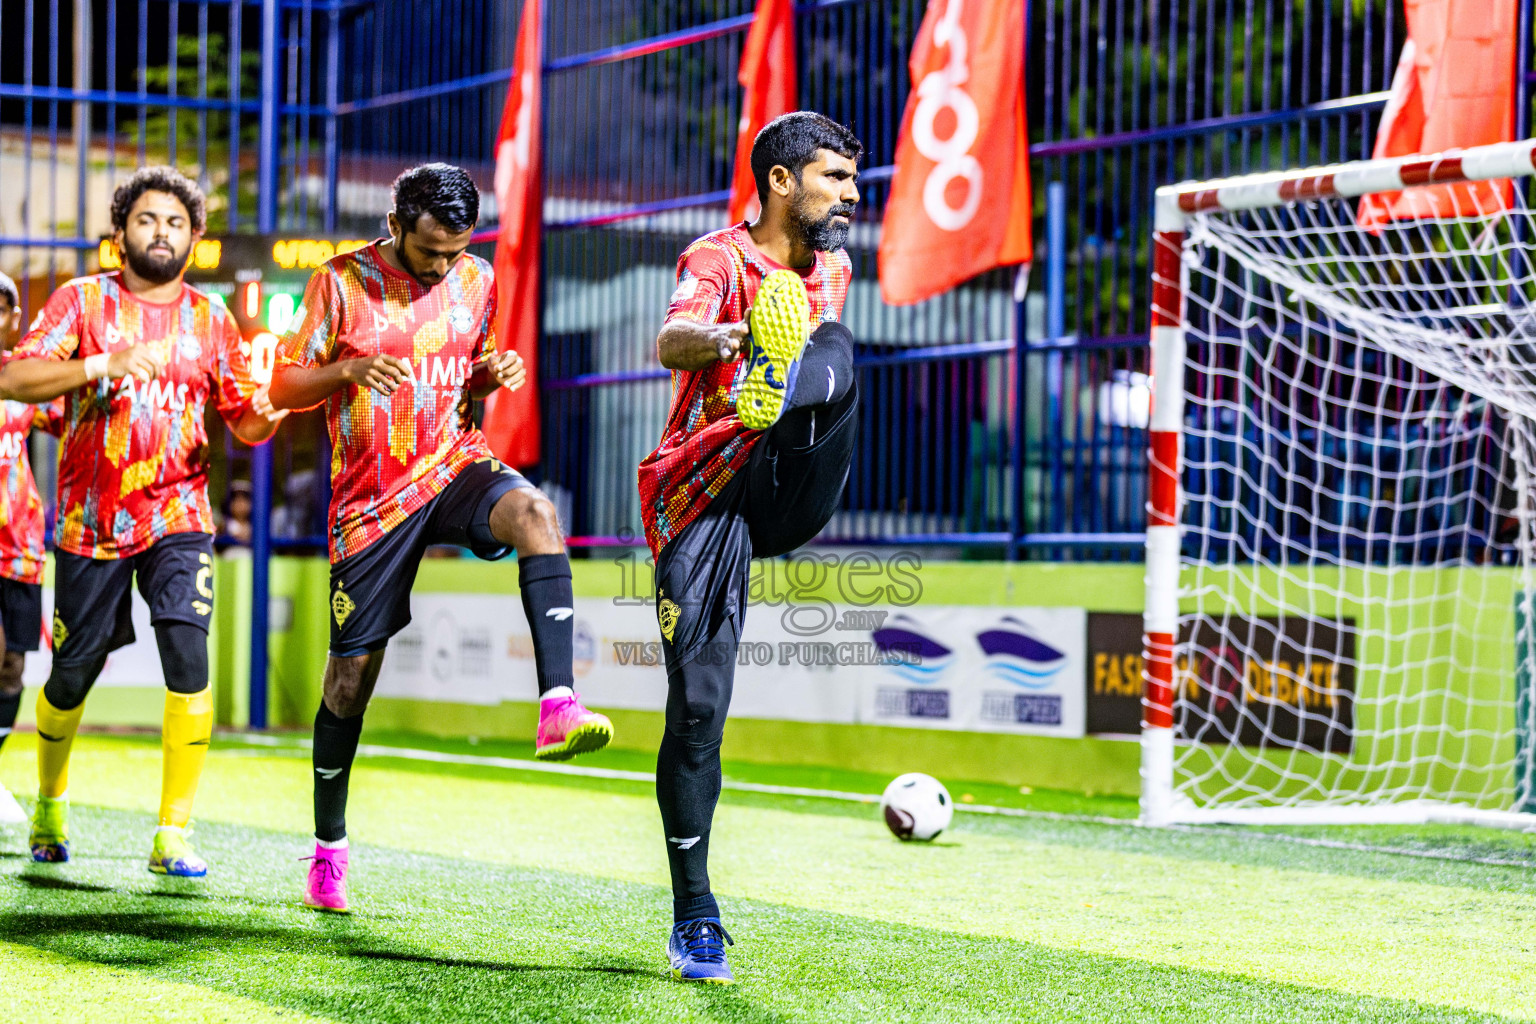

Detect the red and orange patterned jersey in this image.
[637,224,852,557]
[276,242,498,562]
[0,399,59,584]
[15,273,258,559]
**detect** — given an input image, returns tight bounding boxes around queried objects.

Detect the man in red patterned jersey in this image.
[639,113,863,982]
[0,271,56,826]
[271,163,613,914]
[0,167,284,876]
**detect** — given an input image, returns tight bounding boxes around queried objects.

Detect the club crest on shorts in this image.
[51,610,67,651]
[448,305,474,334]
[331,587,356,628]
[658,598,680,643]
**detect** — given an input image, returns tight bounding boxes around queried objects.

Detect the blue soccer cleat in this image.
[666,917,735,984]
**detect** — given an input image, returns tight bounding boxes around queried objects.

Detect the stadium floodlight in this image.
[1141,139,1536,829]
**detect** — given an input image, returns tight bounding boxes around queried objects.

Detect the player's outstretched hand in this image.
[252,387,290,424]
[107,343,164,383]
[345,354,411,396]
[483,350,526,392]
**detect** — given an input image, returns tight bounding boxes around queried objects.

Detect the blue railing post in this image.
[324,7,341,232]
[249,0,280,731]
[1009,269,1026,562]
[258,0,279,235]
[1520,0,1534,141]
[1044,181,1067,542]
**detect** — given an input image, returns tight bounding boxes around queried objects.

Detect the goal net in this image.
[1141,141,1536,827]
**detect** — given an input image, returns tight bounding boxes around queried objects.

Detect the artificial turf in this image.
[1,732,1534,1023]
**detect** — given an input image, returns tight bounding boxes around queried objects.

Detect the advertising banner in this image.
[374,592,1087,738]
[1086,612,1356,752]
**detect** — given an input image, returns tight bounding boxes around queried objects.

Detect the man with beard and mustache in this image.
[637,112,863,983]
[0,166,284,876]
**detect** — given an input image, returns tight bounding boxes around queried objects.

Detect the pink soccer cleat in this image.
[535,694,614,762]
[303,843,350,913]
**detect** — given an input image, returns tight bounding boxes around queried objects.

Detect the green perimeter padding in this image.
[30,555,1526,799]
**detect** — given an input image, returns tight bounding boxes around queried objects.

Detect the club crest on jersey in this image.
[670,276,699,305]
[448,305,474,333]
[331,587,356,628]
[658,598,680,642]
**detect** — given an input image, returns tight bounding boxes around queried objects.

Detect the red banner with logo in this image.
[727,0,797,225]
[1358,0,1517,228]
[483,0,542,468]
[878,0,1031,307]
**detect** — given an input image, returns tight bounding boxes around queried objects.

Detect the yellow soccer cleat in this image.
[738,269,811,430]
[29,794,69,863]
[149,826,208,878]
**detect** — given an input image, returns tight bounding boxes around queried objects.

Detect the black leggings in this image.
[654,321,859,920]
[44,621,209,711]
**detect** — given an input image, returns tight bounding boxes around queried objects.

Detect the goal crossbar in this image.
[1141,137,1536,829]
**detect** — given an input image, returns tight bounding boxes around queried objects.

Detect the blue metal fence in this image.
[5,0,1530,566]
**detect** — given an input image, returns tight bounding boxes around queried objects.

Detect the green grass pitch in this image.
[2,731,1536,1023]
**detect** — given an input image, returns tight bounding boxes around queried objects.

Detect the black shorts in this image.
[51,532,215,670]
[0,576,42,653]
[656,385,858,666]
[329,458,534,657]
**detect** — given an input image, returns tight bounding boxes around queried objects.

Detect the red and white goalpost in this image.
[1141,139,1536,828]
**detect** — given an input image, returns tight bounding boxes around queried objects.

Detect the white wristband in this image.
[83,353,111,381]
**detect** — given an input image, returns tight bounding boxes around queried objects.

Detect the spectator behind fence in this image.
[271,468,319,543]
[219,480,253,557]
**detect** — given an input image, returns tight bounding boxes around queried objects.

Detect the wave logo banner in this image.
[376,595,1088,738]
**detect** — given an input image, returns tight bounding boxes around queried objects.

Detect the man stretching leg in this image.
[638,113,864,982]
[272,163,613,913]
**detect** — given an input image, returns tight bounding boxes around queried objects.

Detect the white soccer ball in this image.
[880,772,953,842]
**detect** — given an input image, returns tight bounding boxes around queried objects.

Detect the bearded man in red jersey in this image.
[0,167,284,876]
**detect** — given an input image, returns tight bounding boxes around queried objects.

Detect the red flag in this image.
[1358,0,1517,228]
[728,0,797,225]
[483,0,543,468]
[879,0,1031,307]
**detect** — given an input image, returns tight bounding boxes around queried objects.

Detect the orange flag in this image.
[483,0,543,468]
[728,0,797,225]
[879,0,1031,306]
[1358,0,1517,227]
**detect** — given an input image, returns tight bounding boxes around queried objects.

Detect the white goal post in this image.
[1141,139,1536,829]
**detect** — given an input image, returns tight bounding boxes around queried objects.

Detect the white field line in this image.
[225,732,1127,824]
[223,733,1536,868]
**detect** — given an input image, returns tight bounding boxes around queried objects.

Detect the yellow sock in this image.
[160,686,213,828]
[35,690,85,799]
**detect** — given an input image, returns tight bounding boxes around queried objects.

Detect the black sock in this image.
[657,727,723,922]
[786,321,854,414]
[776,322,854,447]
[518,553,575,695]
[313,702,364,842]
[0,690,19,756]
